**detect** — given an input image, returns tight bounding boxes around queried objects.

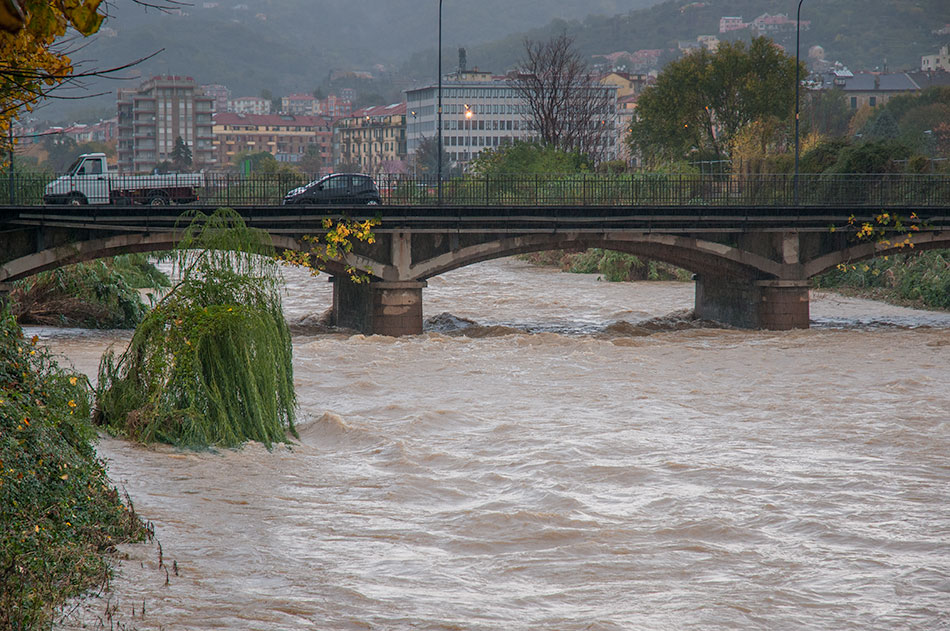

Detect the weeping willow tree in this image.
[94,209,296,448]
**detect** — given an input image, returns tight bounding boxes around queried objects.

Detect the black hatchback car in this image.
[282,173,382,205]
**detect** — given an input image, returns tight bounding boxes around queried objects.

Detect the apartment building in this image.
[116,75,215,174]
[281,94,318,116]
[212,112,333,167]
[334,102,407,174]
[230,96,272,115]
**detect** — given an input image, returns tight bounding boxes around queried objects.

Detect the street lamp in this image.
[437,0,443,204]
[464,104,473,168]
[794,0,804,205]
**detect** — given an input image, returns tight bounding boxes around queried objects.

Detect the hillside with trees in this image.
[416,0,947,79]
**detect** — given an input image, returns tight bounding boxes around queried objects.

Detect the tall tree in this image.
[628,37,802,164]
[297,143,323,175]
[508,33,613,161]
[411,135,456,177]
[802,88,852,138]
[170,136,192,171]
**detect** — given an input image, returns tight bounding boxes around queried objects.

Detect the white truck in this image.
[43,153,204,206]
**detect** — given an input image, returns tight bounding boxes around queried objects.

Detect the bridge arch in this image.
[802,231,950,278]
[0,232,355,283]
[406,233,787,282]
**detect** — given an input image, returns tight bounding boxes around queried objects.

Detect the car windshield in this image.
[65,157,85,176]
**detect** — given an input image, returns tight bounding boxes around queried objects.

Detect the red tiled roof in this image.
[213,112,332,127]
[349,102,406,119]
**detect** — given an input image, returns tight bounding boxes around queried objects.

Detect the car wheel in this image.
[366,200,379,205]
[148,193,170,206]
[67,193,87,206]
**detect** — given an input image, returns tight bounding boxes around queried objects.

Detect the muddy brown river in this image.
[43,258,950,630]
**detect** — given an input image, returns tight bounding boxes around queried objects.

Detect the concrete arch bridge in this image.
[1,204,948,335]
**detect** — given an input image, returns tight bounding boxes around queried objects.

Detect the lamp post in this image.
[794,0,804,206]
[437,0,443,204]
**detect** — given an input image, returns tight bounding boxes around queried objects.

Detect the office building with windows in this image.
[405,70,618,168]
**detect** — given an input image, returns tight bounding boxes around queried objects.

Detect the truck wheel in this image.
[67,193,87,206]
[148,192,170,206]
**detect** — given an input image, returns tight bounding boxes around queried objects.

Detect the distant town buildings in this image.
[230,96,271,115]
[116,75,215,174]
[212,112,333,167]
[719,13,809,35]
[334,103,408,174]
[201,84,230,113]
[281,93,318,116]
[276,93,354,118]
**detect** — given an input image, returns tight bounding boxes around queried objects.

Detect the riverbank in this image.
[812,249,950,312]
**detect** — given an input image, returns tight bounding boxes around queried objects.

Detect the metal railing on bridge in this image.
[3,172,950,208]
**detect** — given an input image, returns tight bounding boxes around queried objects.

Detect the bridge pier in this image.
[695,276,809,330]
[331,277,426,336]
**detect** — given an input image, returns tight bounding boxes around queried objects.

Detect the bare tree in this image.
[508,33,614,161]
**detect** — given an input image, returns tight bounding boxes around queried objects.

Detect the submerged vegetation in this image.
[94,210,297,448]
[520,249,691,282]
[10,254,169,329]
[0,314,146,630]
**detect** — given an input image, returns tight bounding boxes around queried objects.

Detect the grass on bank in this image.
[0,313,147,630]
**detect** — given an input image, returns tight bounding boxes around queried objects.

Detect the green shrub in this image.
[0,313,146,629]
[10,255,169,328]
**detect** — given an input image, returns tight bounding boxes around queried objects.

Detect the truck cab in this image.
[44,153,112,205]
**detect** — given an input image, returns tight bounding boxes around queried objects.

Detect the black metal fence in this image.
[3,172,950,208]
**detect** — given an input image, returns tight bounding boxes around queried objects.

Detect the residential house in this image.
[814,69,921,110]
[599,72,650,99]
[719,16,746,33]
[749,13,809,35]
[922,45,950,72]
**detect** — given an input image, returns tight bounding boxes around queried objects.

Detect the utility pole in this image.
[8,124,13,205]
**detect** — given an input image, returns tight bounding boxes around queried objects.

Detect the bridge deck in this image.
[3,204,949,235]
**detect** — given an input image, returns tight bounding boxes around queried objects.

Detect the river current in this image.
[43,258,950,630]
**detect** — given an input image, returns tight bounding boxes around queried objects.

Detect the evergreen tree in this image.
[170,136,193,171]
[863,110,900,141]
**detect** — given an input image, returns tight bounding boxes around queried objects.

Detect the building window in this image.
[869,96,877,107]
[850,97,858,109]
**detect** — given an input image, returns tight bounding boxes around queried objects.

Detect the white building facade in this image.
[406,71,619,167]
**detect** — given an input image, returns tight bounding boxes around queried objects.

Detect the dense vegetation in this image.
[0,313,147,630]
[815,251,950,310]
[10,254,169,329]
[94,211,297,448]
